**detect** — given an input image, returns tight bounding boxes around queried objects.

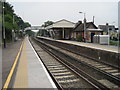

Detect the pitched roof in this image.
[46,19,75,29]
[54,19,75,25]
[74,22,98,32]
[98,25,115,32]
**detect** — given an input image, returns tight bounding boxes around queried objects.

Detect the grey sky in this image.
[8,1,119,27]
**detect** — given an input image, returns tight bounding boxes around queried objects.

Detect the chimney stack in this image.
[106,23,109,26]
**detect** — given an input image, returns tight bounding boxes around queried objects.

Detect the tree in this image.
[25,30,35,37]
[2,2,31,42]
[24,22,31,28]
[41,21,54,27]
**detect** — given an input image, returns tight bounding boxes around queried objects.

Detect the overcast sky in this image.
[7,0,119,27]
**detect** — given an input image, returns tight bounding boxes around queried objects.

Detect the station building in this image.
[46,19,75,39]
[72,21,103,42]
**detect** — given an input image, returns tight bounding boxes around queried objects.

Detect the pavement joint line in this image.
[3,39,25,89]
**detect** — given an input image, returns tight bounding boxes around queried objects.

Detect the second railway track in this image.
[30,37,119,89]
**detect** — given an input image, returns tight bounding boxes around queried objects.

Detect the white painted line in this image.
[28,38,57,88]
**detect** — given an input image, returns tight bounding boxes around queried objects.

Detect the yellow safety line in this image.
[3,39,25,89]
[13,39,28,88]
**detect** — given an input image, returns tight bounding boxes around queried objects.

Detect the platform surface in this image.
[38,36,119,53]
[59,40,119,53]
[13,37,56,88]
[2,39,22,88]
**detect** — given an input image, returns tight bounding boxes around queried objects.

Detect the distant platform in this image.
[37,36,119,53]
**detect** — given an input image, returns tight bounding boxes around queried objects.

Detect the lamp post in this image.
[12,15,15,42]
[2,1,6,48]
[106,23,110,45]
[79,12,86,42]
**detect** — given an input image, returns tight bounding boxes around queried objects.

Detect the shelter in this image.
[46,19,75,39]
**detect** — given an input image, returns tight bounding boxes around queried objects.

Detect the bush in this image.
[76,36,83,42]
[110,40,119,46]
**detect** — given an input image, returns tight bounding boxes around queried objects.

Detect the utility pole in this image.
[84,13,86,42]
[2,0,6,48]
[79,12,86,42]
[106,23,109,45]
[12,15,15,42]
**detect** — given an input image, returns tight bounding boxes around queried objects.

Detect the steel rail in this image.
[29,38,63,90]
[36,37,120,86]
[32,37,110,90]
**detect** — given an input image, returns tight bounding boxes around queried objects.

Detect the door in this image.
[91,33,95,43]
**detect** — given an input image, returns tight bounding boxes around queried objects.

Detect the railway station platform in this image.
[3,37,57,88]
[36,36,119,68]
[38,36,119,53]
[59,40,119,53]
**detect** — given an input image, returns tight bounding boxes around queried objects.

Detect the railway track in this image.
[30,38,102,89]
[45,42,120,83]
[35,37,120,87]
[31,37,119,89]
[30,39,118,90]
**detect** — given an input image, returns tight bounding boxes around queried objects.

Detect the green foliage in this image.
[13,22,19,30]
[24,22,31,28]
[76,36,83,42]
[5,22,13,30]
[42,21,54,27]
[5,14,13,22]
[15,16,25,29]
[3,2,31,42]
[110,40,119,46]
[26,30,35,36]
[4,2,14,15]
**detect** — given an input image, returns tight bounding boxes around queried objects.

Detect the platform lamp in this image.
[79,12,86,42]
[12,15,15,42]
